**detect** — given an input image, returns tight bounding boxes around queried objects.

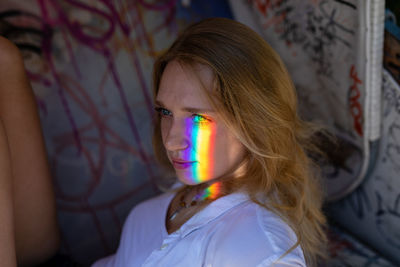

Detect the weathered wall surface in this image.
[230,0,399,265]
[0,0,232,264]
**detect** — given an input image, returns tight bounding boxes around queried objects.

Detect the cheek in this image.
[212,129,245,168]
[187,124,216,179]
[211,135,226,162]
[193,124,216,155]
[160,118,170,144]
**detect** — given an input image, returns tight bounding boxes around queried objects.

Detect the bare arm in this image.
[0,36,60,267]
[0,119,17,267]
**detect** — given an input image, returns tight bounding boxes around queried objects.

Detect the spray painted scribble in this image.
[341,185,372,220]
[383,123,400,171]
[251,0,356,77]
[349,64,363,136]
[382,70,400,118]
[376,190,400,249]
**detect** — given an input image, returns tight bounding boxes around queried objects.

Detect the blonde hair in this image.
[152,18,327,266]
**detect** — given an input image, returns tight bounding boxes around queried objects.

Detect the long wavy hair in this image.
[152,17,327,266]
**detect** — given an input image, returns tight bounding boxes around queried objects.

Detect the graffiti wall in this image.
[327,0,400,264]
[2,0,400,265]
[229,0,399,265]
[327,69,400,265]
[0,0,232,264]
[229,0,385,202]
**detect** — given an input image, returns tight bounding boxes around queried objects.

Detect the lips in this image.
[171,159,196,169]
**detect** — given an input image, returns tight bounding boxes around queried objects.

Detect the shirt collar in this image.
[177,191,250,238]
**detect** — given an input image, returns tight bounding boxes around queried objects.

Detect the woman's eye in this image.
[155,107,172,117]
[192,114,210,124]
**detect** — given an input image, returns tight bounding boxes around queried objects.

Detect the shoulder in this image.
[210,201,299,252]
[0,36,23,63]
[123,191,173,230]
[92,192,174,267]
[0,36,26,79]
[0,36,19,52]
[127,191,173,218]
[255,204,300,254]
[125,184,182,225]
[254,204,306,266]
[205,201,305,266]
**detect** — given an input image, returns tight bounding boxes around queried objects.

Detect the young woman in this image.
[93,18,327,267]
[0,36,60,266]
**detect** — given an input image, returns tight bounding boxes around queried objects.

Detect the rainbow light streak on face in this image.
[184,119,216,184]
[183,118,222,200]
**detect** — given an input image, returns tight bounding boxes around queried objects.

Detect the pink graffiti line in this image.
[349,64,363,136]
[37,0,158,187]
[52,73,148,201]
[111,1,154,115]
[38,0,84,153]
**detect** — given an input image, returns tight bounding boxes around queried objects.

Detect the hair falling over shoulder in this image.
[152,17,328,266]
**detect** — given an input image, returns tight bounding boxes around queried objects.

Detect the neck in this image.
[187,179,226,201]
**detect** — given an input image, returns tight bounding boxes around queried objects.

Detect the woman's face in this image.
[156,60,246,186]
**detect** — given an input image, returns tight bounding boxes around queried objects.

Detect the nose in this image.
[163,119,189,153]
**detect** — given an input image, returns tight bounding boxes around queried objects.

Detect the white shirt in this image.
[92,190,306,267]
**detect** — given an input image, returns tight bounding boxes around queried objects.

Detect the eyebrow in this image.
[155,100,215,113]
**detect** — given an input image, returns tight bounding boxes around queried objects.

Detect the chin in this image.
[176,176,200,186]
[176,173,218,186]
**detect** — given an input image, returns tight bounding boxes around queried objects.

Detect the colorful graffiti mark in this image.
[251,0,356,77]
[349,64,363,137]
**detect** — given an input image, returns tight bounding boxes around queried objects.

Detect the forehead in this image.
[156,61,214,109]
